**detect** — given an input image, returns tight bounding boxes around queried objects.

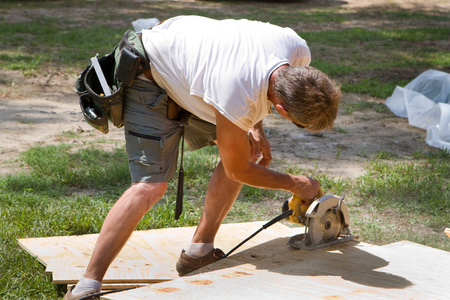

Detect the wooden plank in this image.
[102,239,450,299]
[18,234,100,273]
[49,259,172,284]
[18,221,298,284]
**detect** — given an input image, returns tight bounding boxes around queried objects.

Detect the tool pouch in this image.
[75,29,150,133]
[115,29,150,87]
[75,46,123,134]
[167,97,182,120]
[116,47,141,87]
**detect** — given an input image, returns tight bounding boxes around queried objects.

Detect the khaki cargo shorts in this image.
[123,77,217,183]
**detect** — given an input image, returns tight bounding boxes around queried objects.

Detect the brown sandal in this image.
[176,248,225,276]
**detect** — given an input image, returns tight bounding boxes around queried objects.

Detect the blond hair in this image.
[274,66,341,131]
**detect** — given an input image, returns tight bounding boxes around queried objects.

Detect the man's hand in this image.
[290,175,321,205]
[248,121,272,167]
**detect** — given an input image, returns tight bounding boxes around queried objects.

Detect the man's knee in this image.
[127,181,168,208]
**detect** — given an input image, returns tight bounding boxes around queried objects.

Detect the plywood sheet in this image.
[103,239,450,300]
[18,221,299,284]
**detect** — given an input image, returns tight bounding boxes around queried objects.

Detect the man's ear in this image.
[275,103,291,120]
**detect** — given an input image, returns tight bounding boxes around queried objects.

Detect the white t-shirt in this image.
[142,15,311,131]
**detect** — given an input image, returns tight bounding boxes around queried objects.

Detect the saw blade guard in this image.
[305,194,350,228]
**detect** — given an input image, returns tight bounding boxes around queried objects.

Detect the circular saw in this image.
[282,191,357,250]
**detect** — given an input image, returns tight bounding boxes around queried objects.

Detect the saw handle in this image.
[298,187,325,207]
[311,188,325,203]
[282,188,325,225]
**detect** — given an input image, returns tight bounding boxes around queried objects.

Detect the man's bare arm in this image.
[214,109,320,203]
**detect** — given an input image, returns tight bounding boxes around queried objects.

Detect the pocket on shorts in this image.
[127,130,164,177]
[137,87,168,117]
[146,90,167,108]
[125,77,167,107]
[128,130,163,143]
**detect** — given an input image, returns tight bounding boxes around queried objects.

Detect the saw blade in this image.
[307,209,343,246]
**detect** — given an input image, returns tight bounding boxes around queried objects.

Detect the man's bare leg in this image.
[191,161,243,244]
[83,182,168,282]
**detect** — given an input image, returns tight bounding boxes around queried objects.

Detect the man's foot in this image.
[176,248,225,276]
[63,285,100,300]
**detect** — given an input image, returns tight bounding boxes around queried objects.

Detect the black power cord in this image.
[78,287,136,300]
[223,209,293,258]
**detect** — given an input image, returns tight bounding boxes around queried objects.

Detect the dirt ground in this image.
[0,0,448,180]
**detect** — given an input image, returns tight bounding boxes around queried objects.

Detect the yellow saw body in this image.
[282,191,357,250]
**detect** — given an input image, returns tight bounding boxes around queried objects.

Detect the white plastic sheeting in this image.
[385,70,450,151]
[132,18,160,33]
